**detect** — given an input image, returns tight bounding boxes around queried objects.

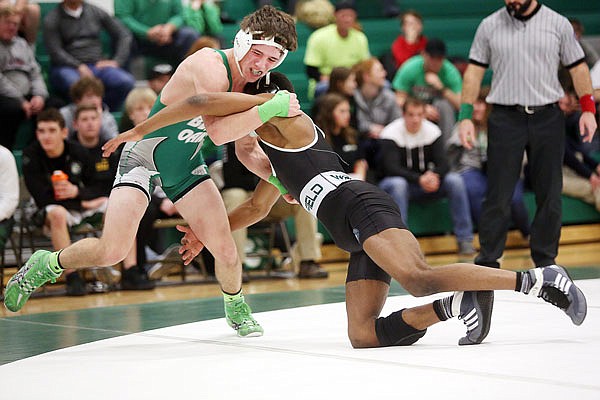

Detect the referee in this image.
[459,0,597,275]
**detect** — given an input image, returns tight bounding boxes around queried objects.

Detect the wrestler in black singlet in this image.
[259,119,407,283]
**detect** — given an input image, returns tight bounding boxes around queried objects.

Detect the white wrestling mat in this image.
[1,279,599,399]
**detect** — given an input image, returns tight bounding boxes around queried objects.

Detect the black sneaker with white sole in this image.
[453,290,494,346]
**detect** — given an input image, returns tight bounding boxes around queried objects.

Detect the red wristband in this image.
[579,94,596,114]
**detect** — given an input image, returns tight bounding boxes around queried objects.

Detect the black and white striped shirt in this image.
[469,4,584,106]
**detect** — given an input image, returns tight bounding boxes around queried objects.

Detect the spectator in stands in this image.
[22,108,109,295]
[328,66,358,99]
[119,86,157,132]
[377,97,475,255]
[446,89,530,239]
[352,57,402,177]
[390,10,427,71]
[71,105,116,195]
[304,0,370,98]
[311,66,357,125]
[114,0,200,67]
[72,104,155,290]
[570,18,599,68]
[354,58,402,138]
[315,93,367,181]
[0,144,19,254]
[392,38,462,143]
[43,0,135,112]
[220,141,328,278]
[559,91,600,213]
[60,76,119,142]
[0,0,39,46]
[0,5,47,150]
[181,0,223,44]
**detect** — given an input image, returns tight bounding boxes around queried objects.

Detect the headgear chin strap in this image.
[233,29,289,74]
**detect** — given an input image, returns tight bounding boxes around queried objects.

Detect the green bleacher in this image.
[16,1,600,238]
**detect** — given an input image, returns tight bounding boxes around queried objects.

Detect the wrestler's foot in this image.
[524,265,587,325]
[453,290,494,346]
[4,250,62,312]
[225,297,264,337]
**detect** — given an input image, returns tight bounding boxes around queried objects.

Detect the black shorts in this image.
[317,180,407,284]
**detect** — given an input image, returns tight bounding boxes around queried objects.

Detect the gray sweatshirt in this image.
[0,35,48,100]
[43,2,132,68]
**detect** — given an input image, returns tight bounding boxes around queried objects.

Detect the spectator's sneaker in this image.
[147,245,182,280]
[525,265,587,325]
[121,266,156,290]
[298,261,329,279]
[457,241,476,256]
[224,298,264,337]
[65,271,87,296]
[4,250,61,312]
[452,290,494,345]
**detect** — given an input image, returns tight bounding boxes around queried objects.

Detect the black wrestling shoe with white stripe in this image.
[452,290,494,346]
[525,265,587,326]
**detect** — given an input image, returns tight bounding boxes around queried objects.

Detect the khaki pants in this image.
[562,167,600,211]
[220,188,321,267]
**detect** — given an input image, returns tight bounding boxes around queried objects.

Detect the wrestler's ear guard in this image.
[233,29,288,68]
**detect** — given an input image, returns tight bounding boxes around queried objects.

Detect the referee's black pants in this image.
[475,105,564,268]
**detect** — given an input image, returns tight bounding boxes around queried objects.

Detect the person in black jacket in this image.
[377,97,475,255]
[21,108,108,295]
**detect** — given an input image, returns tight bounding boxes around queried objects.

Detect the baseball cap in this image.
[424,38,447,57]
[335,1,357,12]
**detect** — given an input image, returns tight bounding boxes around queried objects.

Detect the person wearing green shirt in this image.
[181,0,223,43]
[392,38,462,142]
[114,0,200,66]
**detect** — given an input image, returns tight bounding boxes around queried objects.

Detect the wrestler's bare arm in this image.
[235,135,273,181]
[228,179,280,231]
[177,179,280,262]
[101,92,273,156]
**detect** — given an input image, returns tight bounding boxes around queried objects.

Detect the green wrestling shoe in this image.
[224,298,264,337]
[4,250,62,312]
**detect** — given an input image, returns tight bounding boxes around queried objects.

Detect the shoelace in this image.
[229,301,258,324]
[540,286,569,310]
[15,264,57,294]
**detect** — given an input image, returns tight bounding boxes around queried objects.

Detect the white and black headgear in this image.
[233,29,289,73]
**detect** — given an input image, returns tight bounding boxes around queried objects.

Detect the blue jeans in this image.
[461,168,530,238]
[379,172,474,242]
[50,65,135,111]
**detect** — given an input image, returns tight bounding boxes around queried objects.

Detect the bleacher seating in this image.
[12,0,600,240]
